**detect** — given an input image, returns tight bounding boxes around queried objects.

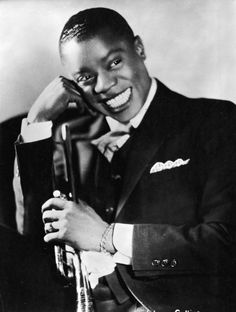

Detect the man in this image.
[15,7,236,312]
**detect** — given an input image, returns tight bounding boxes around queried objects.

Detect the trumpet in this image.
[53,123,95,312]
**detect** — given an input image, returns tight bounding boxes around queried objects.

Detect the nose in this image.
[94,70,116,94]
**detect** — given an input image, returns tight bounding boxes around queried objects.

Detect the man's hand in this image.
[42,198,108,252]
[27,76,85,123]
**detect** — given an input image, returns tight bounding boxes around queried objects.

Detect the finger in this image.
[66,87,83,103]
[61,82,85,108]
[44,220,65,242]
[64,85,84,104]
[59,76,78,88]
[42,209,60,223]
[44,231,59,243]
[57,77,87,110]
[41,198,68,212]
[52,76,80,98]
[59,77,81,95]
[44,221,59,234]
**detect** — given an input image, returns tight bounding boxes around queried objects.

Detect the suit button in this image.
[152,259,160,266]
[105,207,114,214]
[111,174,121,181]
[161,259,169,267]
[170,259,177,268]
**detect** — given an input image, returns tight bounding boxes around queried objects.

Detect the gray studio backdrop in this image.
[0,0,236,123]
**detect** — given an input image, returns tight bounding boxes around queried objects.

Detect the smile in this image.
[105,88,132,109]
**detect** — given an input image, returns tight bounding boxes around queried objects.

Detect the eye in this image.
[110,58,122,69]
[76,74,94,83]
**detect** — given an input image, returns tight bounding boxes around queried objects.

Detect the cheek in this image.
[128,56,145,79]
[120,65,136,81]
[132,66,144,84]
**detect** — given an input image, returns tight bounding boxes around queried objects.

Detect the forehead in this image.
[61,34,133,73]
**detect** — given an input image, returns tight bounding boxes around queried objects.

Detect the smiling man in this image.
[15,7,236,312]
[60,30,151,123]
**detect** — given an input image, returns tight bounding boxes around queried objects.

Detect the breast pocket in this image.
[143,157,195,194]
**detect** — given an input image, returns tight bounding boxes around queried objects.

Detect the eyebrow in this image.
[103,48,124,60]
[73,48,124,76]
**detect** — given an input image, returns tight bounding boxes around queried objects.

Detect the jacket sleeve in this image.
[131,109,236,277]
[14,137,54,240]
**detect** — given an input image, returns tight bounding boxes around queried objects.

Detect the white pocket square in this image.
[150,158,190,174]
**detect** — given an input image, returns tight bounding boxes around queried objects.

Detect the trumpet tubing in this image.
[52,123,95,312]
[53,191,95,312]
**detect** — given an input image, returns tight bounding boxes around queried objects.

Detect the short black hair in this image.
[59,7,135,55]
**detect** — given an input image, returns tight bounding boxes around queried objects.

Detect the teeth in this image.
[106,88,131,108]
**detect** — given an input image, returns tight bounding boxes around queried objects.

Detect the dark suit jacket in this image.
[0,224,75,312]
[15,80,236,311]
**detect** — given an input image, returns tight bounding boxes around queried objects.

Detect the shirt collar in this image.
[106,78,157,131]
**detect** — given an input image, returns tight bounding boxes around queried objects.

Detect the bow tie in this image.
[91,123,133,162]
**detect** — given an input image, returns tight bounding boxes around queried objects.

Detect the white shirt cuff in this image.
[20,118,52,142]
[113,223,133,264]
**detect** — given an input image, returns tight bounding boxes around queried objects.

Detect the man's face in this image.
[61,32,151,123]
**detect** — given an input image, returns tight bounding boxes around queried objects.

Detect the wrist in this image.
[100,223,116,254]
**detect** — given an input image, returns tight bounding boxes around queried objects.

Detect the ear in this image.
[134,35,146,60]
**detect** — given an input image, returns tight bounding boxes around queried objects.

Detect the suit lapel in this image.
[115,80,185,219]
